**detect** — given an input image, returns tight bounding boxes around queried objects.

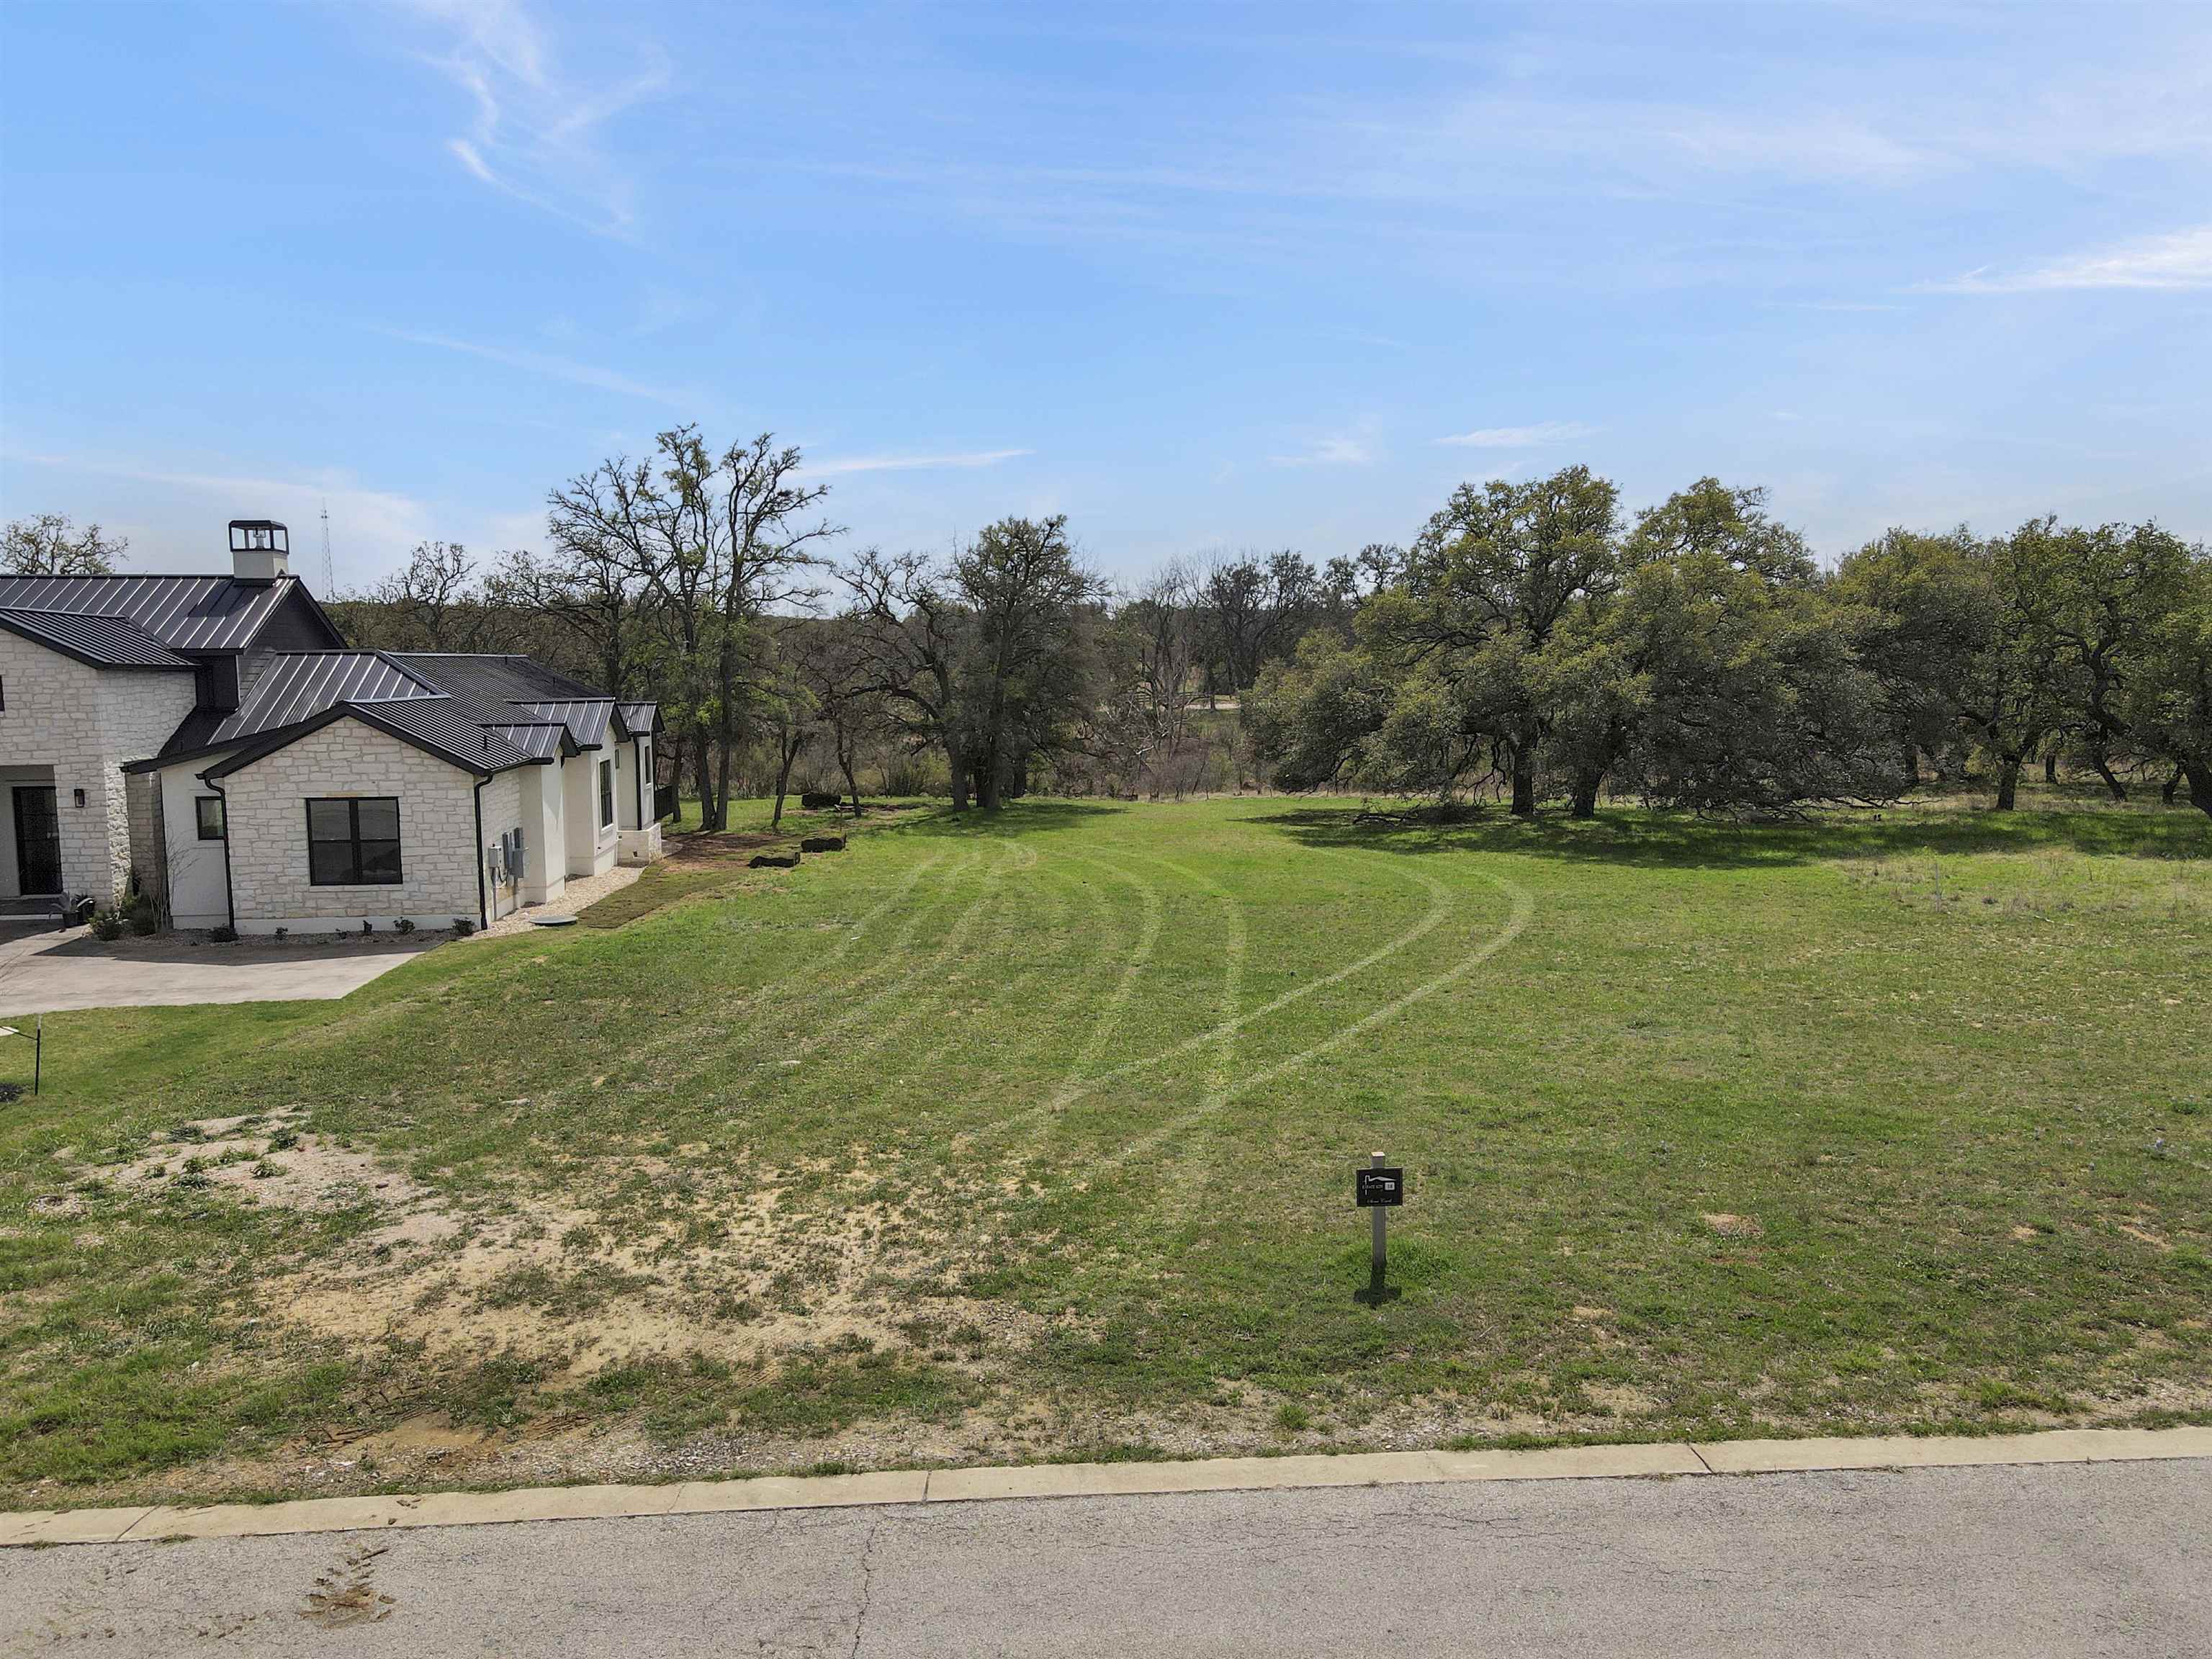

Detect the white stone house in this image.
[1,521,664,932]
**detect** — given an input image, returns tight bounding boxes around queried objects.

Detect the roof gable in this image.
[0,573,342,653]
[202,696,539,782]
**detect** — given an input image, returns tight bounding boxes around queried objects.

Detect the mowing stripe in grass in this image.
[1089,866,1532,1177]
[887,850,1119,1087]
[989,849,1458,1156]
[1044,853,1167,1110]
[1226,866,1535,1100]
[1104,849,1248,1219]
[601,846,990,1103]
[792,839,1076,1079]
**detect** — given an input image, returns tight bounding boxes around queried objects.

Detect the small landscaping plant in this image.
[87,909,125,942]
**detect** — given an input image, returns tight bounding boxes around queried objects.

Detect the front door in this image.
[12,786,61,894]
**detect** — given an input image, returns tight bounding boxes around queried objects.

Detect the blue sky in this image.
[1,1,2207,590]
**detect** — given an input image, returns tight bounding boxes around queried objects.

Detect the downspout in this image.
[472,774,490,932]
[201,773,236,934]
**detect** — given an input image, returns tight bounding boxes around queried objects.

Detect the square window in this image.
[195,796,225,840]
[305,797,403,886]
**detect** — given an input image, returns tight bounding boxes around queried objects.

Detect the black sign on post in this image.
[1355,1166,1404,1207]
[1355,1151,1403,1305]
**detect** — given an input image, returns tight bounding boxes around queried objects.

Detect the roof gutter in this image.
[472,775,490,933]
[200,773,237,934]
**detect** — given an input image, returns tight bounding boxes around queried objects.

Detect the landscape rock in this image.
[748,852,802,869]
[800,835,847,853]
[800,791,842,810]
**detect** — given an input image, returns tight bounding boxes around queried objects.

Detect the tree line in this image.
[1251,469,2210,819]
[9,443,2208,820]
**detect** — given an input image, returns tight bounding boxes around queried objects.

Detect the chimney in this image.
[228,519,291,583]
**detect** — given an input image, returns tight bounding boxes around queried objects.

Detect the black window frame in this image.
[598,758,616,830]
[305,796,403,887]
[194,795,225,840]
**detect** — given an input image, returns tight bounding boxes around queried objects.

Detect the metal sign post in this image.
[1354,1151,1403,1305]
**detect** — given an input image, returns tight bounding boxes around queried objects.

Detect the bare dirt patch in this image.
[83,1120,1053,1406]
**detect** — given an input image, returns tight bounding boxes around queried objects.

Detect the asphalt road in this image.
[5,1460,2206,1657]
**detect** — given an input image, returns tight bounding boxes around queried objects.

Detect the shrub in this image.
[88,909,125,942]
[395,917,415,935]
[126,902,158,936]
[360,918,374,934]
[208,924,238,943]
[451,917,475,937]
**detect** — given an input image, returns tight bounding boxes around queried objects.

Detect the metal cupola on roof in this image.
[228,519,290,583]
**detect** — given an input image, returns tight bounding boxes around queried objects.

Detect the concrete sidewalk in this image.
[0,923,436,1015]
[4,1424,2204,1549]
[4,1456,2205,1657]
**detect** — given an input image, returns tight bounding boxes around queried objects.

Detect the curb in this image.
[4,1424,2206,1550]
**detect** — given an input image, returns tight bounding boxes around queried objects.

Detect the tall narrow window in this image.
[306,797,403,885]
[598,759,616,829]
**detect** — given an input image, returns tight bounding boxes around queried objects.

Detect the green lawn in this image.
[1,791,2208,1506]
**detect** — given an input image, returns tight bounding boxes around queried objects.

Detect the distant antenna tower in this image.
[319,500,334,593]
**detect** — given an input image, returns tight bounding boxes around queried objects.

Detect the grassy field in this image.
[1,791,2207,1507]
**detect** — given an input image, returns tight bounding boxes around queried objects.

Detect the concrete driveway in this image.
[0,923,440,1015]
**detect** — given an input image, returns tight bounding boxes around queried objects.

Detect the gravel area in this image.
[478,863,644,938]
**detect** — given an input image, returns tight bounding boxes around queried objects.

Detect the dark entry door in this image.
[13,786,61,894]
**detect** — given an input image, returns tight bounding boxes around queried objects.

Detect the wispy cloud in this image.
[805,449,1033,476]
[400,0,667,238]
[1919,225,2212,294]
[2,450,439,583]
[383,328,692,406]
[1435,421,1596,449]
[1268,434,1373,468]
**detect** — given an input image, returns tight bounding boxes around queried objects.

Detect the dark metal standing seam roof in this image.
[202,653,442,747]
[0,574,300,652]
[617,701,663,735]
[0,608,196,669]
[389,652,607,703]
[202,696,540,781]
[519,699,619,748]
[142,650,446,764]
[353,697,541,773]
[483,722,574,761]
[387,655,633,750]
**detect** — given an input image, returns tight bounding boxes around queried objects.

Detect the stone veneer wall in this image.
[218,716,523,930]
[0,629,197,904]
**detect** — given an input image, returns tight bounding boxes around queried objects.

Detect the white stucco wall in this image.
[217,716,523,932]
[0,629,197,903]
[613,733,661,865]
[155,752,238,928]
[561,750,618,878]
[519,761,567,905]
[480,766,526,922]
